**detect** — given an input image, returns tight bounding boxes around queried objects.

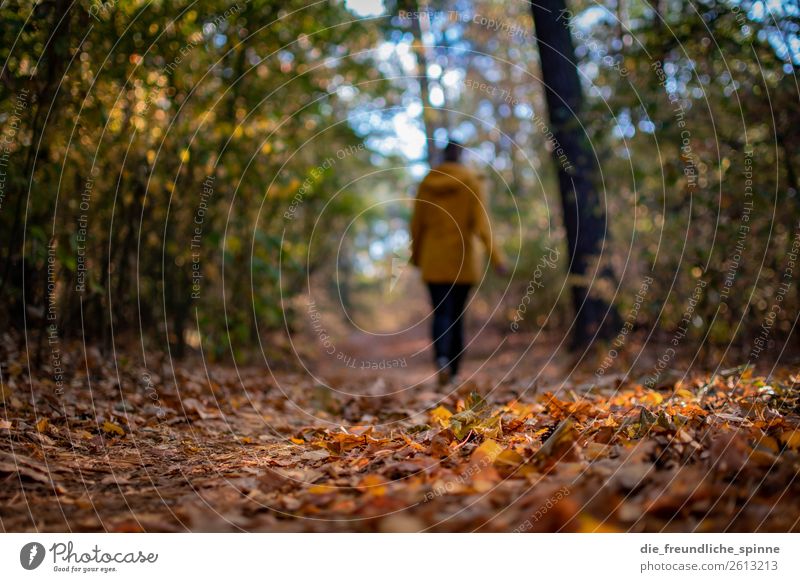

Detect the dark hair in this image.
[443,140,462,163]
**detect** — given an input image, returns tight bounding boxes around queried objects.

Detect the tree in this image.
[530,0,618,348]
[395,0,440,166]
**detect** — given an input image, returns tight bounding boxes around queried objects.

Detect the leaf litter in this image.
[1,339,799,532]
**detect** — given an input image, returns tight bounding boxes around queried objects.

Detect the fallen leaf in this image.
[301,449,330,462]
[583,442,611,460]
[472,439,504,464]
[357,474,387,497]
[429,405,452,427]
[494,449,533,478]
[308,484,337,495]
[429,431,453,457]
[0,452,65,492]
[534,419,579,465]
[102,421,125,437]
[778,429,800,449]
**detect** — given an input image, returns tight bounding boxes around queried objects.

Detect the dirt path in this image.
[1,330,799,532]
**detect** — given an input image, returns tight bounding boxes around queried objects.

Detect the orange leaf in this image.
[779,429,800,450]
[357,474,387,496]
[578,514,621,533]
[308,484,337,495]
[402,433,426,452]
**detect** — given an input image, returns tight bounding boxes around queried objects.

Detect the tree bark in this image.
[399,0,437,166]
[530,0,617,348]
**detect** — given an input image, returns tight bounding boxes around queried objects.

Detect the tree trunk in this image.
[400,0,437,166]
[530,0,617,348]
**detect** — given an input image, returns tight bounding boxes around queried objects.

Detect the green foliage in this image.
[581,0,800,349]
[1,0,797,359]
[0,0,393,358]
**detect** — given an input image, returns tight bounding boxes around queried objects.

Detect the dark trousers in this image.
[427,283,471,376]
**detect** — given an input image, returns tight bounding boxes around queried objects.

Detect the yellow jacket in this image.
[410,162,505,284]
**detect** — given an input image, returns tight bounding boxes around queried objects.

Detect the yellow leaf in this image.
[179,149,190,163]
[494,449,524,467]
[36,418,49,433]
[507,401,534,419]
[494,449,534,478]
[474,414,502,439]
[290,437,304,445]
[471,439,503,464]
[102,421,125,436]
[470,441,503,491]
[429,405,452,427]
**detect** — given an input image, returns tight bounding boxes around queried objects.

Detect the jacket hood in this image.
[423,163,474,196]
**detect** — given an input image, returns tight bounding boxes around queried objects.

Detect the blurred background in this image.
[1,0,798,369]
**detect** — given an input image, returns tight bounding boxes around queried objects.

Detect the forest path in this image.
[1,328,799,532]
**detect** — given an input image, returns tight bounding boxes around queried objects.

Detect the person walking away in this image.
[410,141,507,386]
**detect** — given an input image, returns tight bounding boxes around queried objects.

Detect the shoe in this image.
[436,357,451,387]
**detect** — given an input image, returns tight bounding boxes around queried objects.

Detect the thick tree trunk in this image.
[530,0,617,348]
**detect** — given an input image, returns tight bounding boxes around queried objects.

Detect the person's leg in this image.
[427,283,450,370]
[449,284,471,376]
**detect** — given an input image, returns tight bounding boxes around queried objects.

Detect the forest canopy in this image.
[0,0,798,364]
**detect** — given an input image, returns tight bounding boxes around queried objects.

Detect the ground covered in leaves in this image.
[1,333,800,532]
